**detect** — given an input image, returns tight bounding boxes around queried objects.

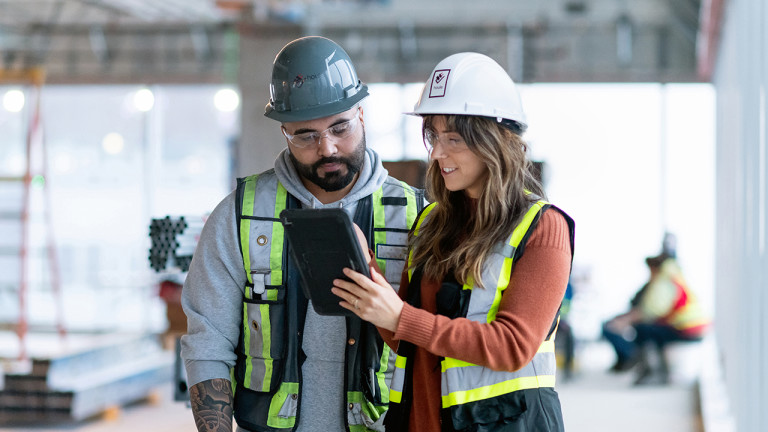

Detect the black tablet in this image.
[279,208,370,316]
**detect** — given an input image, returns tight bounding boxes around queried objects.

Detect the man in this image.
[180,36,424,432]
[602,252,709,385]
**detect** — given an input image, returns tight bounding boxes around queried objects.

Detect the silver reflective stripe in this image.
[376,244,407,260]
[244,302,268,390]
[347,402,372,427]
[377,180,418,292]
[278,394,298,418]
[441,351,557,396]
[464,250,507,323]
[390,356,407,396]
[244,171,281,286]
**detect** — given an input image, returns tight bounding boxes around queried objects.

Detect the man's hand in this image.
[189,378,234,432]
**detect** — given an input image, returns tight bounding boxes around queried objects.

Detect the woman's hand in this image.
[332,268,404,332]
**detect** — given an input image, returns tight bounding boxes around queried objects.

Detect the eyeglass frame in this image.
[281,107,362,149]
[423,128,470,154]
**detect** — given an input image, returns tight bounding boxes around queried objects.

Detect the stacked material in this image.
[0,332,173,424]
[148,215,204,273]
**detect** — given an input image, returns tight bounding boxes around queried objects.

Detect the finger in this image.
[342,268,379,291]
[336,299,360,315]
[332,277,359,292]
[331,287,358,304]
[370,269,390,285]
[365,269,395,293]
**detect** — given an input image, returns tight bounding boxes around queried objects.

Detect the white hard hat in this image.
[407,52,527,132]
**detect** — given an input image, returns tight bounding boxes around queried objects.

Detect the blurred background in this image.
[0,0,763,431]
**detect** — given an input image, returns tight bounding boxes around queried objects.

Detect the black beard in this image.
[289,136,366,192]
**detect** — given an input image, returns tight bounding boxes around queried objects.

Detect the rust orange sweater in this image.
[378,208,572,431]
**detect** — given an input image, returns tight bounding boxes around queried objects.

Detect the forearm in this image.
[189,378,234,432]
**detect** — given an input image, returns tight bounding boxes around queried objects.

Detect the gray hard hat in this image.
[264,36,369,122]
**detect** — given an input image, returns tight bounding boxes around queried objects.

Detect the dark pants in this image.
[602,321,701,363]
[634,323,702,348]
[601,322,637,363]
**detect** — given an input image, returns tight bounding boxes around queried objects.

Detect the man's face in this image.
[282,106,366,192]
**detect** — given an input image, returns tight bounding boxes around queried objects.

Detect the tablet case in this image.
[279,208,371,316]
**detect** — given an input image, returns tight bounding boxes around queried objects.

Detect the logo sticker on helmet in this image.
[292,75,304,88]
[428,69,450,98]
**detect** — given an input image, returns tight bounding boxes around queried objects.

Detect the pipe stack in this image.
[148,215,205,273]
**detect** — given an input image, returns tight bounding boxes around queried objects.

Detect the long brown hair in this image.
[408,115,545,288]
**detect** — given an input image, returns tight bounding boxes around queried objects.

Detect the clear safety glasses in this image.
[282,109,361,149]
[423,129,469,154]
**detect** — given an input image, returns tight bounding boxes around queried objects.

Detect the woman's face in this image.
[426,116,487,198]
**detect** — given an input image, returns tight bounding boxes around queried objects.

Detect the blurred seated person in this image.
[602,252,710,385]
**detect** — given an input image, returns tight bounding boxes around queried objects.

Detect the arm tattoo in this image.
[189,378,234,432]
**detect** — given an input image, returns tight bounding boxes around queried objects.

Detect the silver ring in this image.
[354,299,359,309]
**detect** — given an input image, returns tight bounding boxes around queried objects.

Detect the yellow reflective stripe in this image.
[260,304,273,392]
[230,367,236,397]
[270,183,287,286]
[442,357,474,372]
[395,354,407,368]
[400,181,418,228]
[441,375,557,407]
[537,339,555,354]
[267,382,299,428]
[487,257,513,322]
[348,391,388,421]
[407,248,415,280]
[413,202,436,236]
[509,200,547,248]
[408,203,437,280]
[442,339,555,372]
[242,304,252,388]
[487,200,548,322]
[373,186,387,275]
[266,288,279,301]
[377,345,391,403]
[390,389,403,403]
[241,176,257,287]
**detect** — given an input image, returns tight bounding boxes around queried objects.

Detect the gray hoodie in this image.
[181,147,391,431]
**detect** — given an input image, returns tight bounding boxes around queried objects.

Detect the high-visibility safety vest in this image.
[233,170,423,432]
[387,199,575,432]
[653,261,710,336]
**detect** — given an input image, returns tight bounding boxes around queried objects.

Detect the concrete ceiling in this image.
[0,0,707,84]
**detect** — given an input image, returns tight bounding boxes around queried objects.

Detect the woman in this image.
[333,52,575,432]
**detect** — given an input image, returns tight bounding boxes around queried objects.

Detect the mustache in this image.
[313,156,350,169]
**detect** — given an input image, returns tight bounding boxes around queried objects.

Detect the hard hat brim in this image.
[265,87,369,123]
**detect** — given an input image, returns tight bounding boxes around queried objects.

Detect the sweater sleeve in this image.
[180,190,247,387]
[393,208,572,371]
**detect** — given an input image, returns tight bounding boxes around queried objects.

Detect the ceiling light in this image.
[102,132,125,155]
[3,89,25,112]
[214,88,240,112]
[134,88,155,112]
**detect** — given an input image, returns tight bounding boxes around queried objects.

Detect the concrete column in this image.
[236,31,301,179]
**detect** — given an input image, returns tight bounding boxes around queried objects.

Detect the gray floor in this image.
[1,340,703,432]
[558,342,704,432]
